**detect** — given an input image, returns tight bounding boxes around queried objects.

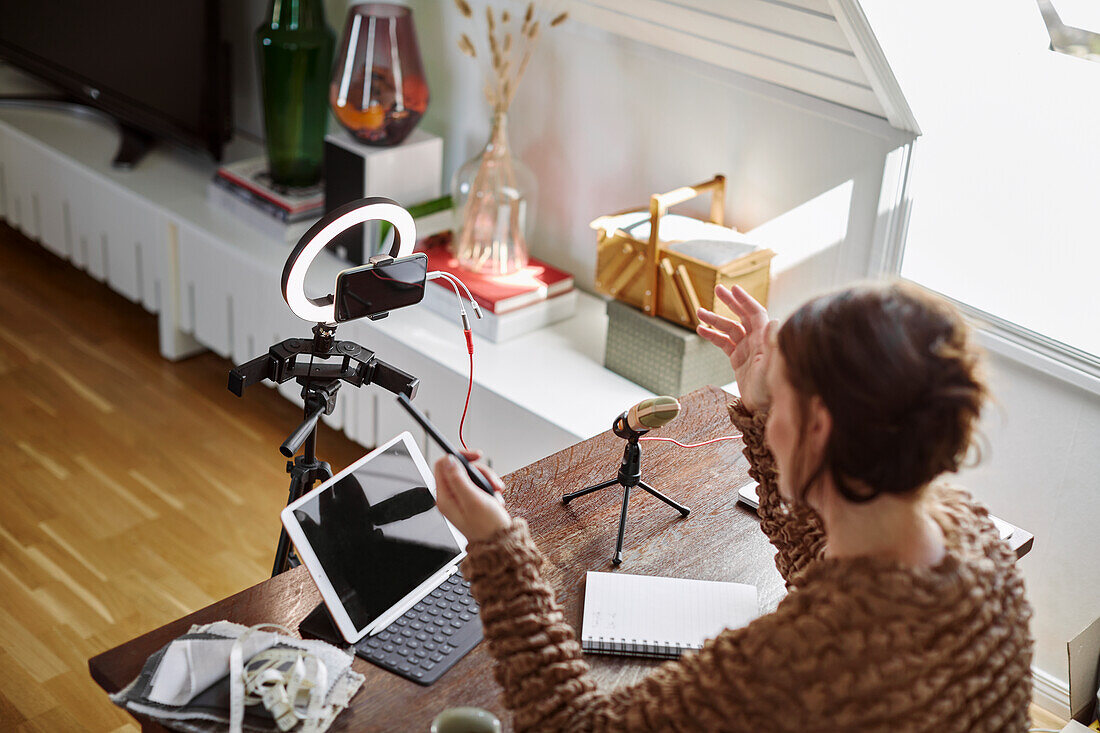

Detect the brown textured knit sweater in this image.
[461,401,1034,732]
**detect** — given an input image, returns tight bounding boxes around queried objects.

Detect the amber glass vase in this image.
[256,0,334,187]
[330,4,429,146]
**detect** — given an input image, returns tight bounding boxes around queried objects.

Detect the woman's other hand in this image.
[434,450,511,542]
[697,284,778,413]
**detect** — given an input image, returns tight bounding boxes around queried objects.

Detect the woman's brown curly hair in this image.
[778,281,988,503]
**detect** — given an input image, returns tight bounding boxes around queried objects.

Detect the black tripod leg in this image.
[272,528,295,577]
[638,481,691,517]
[562,477,619,504]
[613,486,631,565]
[272,460,333,577]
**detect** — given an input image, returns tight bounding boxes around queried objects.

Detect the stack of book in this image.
[415,232,576,342]
[207,157,324,242]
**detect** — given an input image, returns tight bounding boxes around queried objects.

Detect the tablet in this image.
[280,432,467,643]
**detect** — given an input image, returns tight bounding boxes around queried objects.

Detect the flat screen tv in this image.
[0,0,232,165]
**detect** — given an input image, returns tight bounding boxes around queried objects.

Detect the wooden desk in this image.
[88,386,1033,731]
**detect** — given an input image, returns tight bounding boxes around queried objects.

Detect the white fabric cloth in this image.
[110,620,362,733]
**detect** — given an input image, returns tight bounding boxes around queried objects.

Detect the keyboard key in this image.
[430,589,444,598]
[441,644,456,654]
[433,635,446,644]
[430,652,444,662]
[410,621,424,630]
[426,606,441,616]
[414,648,428,658]
[441,627,454,636]
[366,639,381,649]
[399,663,412,673]
[407,641,420,650]
[459,612,472,621]
[382,644,395,653]
[449,620,464,629]
[413,670,424,679]
[417,614,432,624]
[394,618,408,627]
[401,628,414,637]
[420,659,436,670]
[415,632,429,641]
[423,642,437,651]
[403,610,417,619]
[442,611,456,620]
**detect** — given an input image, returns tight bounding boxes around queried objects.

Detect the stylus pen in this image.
[396,393,497,497]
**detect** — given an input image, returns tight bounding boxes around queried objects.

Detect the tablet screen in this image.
[290,439,462,632]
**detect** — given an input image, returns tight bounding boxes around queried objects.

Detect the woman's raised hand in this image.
[696,285,777,413]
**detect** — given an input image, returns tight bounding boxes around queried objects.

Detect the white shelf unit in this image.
[0,87,651,474]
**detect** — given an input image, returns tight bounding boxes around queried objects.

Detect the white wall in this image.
[962,351,1100,688]
[228,0,902,317]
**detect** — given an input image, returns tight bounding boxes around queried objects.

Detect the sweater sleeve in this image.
[461,519,811,732]
[727,400,825,582]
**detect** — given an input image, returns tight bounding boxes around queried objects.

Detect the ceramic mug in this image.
[429,706,502,733]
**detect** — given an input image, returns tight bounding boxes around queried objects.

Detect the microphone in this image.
[614,396,681,437]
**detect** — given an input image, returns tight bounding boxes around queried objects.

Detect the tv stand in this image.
[0,95,154,169]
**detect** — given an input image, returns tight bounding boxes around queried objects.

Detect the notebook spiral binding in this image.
[581,636,700,660]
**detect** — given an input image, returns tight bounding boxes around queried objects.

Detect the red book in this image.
[214,157,324,217]
[415,233,574,314]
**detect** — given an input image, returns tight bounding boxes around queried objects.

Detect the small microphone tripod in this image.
[562,417,690,566]
[229,322,419,577]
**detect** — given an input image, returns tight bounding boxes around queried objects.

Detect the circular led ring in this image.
[281,197,416,324]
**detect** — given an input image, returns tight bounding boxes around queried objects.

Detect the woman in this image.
[434,281,1033,732]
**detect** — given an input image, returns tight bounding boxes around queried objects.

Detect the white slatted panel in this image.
[680,0,849,50]
[568,0,887,119]
[764,0,833,14]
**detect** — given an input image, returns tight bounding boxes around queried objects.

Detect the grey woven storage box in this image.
[604,298,734,396]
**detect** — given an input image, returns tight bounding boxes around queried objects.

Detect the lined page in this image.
[581,572,758,653]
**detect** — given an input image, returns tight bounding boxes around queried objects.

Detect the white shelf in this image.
[0,64,651,473]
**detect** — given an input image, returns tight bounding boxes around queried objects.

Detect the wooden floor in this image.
[0,224,1069,731]
[0,225,366,731]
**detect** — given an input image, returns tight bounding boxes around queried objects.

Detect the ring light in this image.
[281,197,417,323]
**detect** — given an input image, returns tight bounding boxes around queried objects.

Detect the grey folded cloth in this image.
[110,620,363,733]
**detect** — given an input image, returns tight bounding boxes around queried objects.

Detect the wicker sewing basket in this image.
[592,175,775,329]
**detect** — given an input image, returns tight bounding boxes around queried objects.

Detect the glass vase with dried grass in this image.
[449,2,567,276]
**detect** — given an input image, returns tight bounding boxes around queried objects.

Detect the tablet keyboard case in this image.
[299,571,483,686]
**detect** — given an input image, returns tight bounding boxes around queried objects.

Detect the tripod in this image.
[229,322,419,576]
[562,419,690,566]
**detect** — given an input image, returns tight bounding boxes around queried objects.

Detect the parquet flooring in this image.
[0,224,366,731]
[0,223,1068,730]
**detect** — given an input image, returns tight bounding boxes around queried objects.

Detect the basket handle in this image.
[648,175,726,234]
[640,175,726,316]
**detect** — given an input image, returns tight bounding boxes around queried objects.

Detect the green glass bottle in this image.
[256,0,335,188]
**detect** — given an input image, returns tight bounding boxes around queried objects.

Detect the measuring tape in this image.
[229,624,330,733]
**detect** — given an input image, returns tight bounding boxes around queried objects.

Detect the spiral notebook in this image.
[580,572,759,660]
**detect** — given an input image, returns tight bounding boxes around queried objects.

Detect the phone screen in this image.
[334,253,427,322]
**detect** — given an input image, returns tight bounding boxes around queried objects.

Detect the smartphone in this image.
[333,253,427,323]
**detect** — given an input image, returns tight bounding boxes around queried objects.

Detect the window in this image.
[865,0,1100,389]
